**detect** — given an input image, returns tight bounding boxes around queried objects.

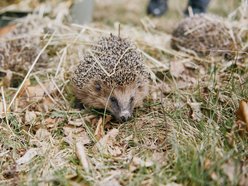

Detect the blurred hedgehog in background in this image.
[171,14,241,59]
[72,34,150,122]
[0,15,49,79]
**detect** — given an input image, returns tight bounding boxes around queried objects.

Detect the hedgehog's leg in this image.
[73,98,85,110]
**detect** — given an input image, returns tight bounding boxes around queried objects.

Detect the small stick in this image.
[1,87,16,136]
[1,87,7,114]
[55,47,67,77]
[188,6,194,17]
[51,78,70,108]
[118,23,121,37]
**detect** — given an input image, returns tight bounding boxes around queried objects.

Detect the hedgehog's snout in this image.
[108,94,134,123]
[119,110,132,122]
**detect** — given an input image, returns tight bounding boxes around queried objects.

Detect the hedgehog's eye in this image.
[95,83,101,92]
[110,96,118,103]
[110,96,120,110]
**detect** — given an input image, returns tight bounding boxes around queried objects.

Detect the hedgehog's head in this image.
[73,78,149,122]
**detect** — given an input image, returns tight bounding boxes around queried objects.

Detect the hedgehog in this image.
[171,14,240,59]
[71,34,150,122]
[0,15,48,74]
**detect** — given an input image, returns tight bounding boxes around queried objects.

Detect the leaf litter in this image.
[0,0,247,185]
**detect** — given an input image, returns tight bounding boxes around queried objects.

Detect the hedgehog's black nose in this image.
[119,111,131,122]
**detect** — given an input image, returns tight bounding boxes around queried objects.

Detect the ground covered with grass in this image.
[0,0,248,185]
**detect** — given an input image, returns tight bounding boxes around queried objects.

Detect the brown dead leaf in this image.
[204,159,211,170]
[34,128,51,141]
[25,111,37,123]
[25,81,57,101]
[104,115,112,123]
[90,117,99,126]
[132,157,154,167]
[102,115,113,130]
[68,118,85,127]
[130,157,154,172]
[176,80,193,89]
[239,163,248,186]
[183,61,199,69]
[75,141,90,173]
[221,161,235,182]
[2,70,13,87]
[16,148,40,165]
[42,97,56,112]
[169,60,198,90]
[226,131,235,146]
[151,89,159,101]
[236,120,248,134]
[170,61,185,78]
[29,129,52,147]
[188,101,203,121]
[63,126,91,147]
[236,100,248,130]
[95,117,105,140]
[83,115,97,123]
[17,79,31,98]
[157,82,172,94]
[152,152,167,165]
[92,128,121,156]
[95,178,121,186]
[63,127,85,136]
[14,81,57,111]
[44,117,58,128]
[25,86,44,100]
[2,165,18,179]
[211,172,218,181]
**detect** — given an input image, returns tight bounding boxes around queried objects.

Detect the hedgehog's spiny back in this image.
[0,16,48,73]
[171,14,239,58]
[72,34,148,89]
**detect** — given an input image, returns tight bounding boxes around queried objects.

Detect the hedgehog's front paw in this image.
[73,98,85,110]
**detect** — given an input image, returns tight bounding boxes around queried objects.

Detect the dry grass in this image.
[0,0,248,186]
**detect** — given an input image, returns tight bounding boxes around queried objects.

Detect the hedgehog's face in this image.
[73,78,148,123]
[78,79,148,122]
[108,87,135,122]
[108,81,148,122]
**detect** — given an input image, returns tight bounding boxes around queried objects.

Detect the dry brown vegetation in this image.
[0,0,248,185]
